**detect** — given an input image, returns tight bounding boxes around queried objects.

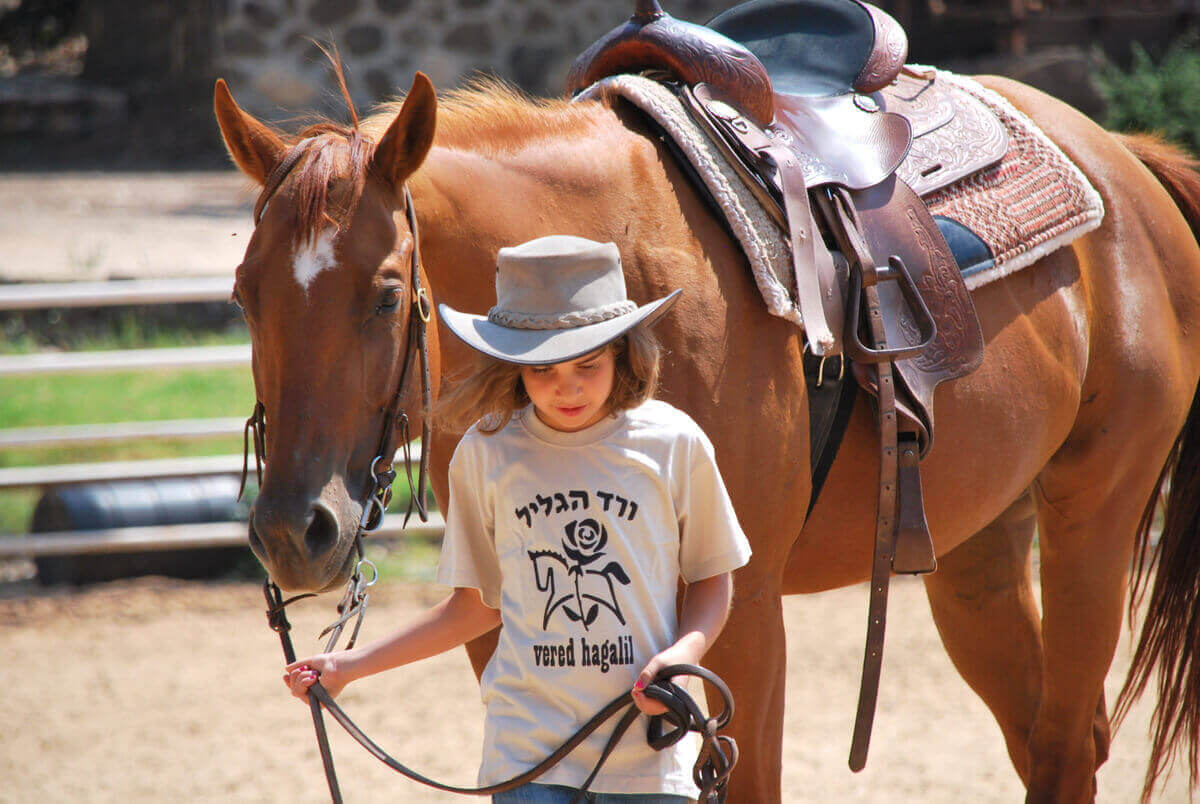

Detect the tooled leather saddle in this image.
[568,0,996,773]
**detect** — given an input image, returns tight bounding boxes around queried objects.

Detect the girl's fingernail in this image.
[634,680,645,690]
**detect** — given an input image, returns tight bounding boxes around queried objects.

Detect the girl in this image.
[285,235,751,803]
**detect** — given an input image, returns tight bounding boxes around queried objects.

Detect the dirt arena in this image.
[0,573,1188,803]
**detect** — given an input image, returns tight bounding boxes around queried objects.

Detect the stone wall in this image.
[214,0,743,120]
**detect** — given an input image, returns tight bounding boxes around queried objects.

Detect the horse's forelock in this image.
[279,42,375,245]
[279,126,376,246]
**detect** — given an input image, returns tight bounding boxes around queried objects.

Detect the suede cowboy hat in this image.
[438,235,681,366]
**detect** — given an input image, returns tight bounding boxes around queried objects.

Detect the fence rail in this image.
[0,445,423,490]
[0,513,446,559]
[1,276,444,564]
[0,276,233,311]
[0,344,251,377]
[0,418,245,449]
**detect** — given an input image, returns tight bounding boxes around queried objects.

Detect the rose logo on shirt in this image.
[529,518,631,630]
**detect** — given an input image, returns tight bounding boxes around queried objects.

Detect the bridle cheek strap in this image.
[369,186,433,529]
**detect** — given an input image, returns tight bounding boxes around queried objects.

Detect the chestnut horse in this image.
[215,66,1200,803]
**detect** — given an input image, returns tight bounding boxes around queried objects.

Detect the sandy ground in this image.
[0,172,252,283]
[0,574,1189,803]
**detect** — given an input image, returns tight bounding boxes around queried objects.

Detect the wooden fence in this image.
[0,276,441,559]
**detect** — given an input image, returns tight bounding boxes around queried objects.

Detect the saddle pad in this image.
[577,71,1104,331]
[576,74,801,328]
[920,69,1105,290]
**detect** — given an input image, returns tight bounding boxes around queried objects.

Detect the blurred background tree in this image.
[0,0,79,75]
[1097,37,1200,153]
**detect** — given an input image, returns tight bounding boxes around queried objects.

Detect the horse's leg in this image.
[1024,436,1170,803]
[702,563,787,803]
[922,487,1042,783]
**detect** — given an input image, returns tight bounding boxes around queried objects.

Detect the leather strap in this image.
[266,582,344,802]
[766,142,843,355]
[814,187,900,772]
[267,580,738,802]
[686,83,844,356]
[893,431,936,574]
[803,349,857,519]
[254,141,310,225]
[848,299,898,773]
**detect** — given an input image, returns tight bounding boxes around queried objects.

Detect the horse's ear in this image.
[372,72,437,190]
[213,78,287,186]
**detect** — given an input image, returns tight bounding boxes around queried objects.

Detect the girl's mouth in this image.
[557,405,587,417]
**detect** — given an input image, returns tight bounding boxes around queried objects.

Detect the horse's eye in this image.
[231,289,245,314]
[376,288,401,315]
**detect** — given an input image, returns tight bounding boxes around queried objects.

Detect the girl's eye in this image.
[376,288,401,315]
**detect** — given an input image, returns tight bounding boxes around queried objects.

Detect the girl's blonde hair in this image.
[436,327,662,434]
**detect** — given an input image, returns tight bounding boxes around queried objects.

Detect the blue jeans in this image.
[492,782,691,804]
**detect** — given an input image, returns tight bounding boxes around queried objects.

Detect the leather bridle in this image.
[239,143,736,803]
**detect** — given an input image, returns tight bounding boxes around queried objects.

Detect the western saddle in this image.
[568,0,991,772]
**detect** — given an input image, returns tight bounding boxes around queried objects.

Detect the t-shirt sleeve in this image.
[435,434,502,609]
[676,425,752,583]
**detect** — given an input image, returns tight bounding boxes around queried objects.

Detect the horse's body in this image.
[216,68,1200,802]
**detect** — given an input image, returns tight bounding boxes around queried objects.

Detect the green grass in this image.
[1,308,440,588]
[1,367,256,533]
[364,533,444,584]
[1,369,255,430]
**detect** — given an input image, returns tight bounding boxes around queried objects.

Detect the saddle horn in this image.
[634,0,664,18]
[566,1,775,127]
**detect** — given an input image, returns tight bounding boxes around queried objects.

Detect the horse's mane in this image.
[366,75,598,154]
[270,68,599,242]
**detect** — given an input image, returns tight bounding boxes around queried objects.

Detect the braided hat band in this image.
[486,300,638,330]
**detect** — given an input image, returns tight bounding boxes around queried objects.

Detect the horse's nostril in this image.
[303,504,339,559]
[247,518,265,558]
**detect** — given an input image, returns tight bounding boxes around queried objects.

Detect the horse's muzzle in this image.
[248,497,356,592]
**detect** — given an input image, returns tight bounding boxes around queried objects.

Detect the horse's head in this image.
[214,72,439,592]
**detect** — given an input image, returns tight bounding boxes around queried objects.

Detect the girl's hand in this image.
[283,652,355,701]
[631,642,702,716]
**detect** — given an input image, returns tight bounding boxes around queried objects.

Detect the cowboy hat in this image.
[438,235,681,365]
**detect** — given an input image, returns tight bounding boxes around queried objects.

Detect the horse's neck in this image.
[411,102,673,310]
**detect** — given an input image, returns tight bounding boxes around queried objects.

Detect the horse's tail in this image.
[1113,131,1200,803]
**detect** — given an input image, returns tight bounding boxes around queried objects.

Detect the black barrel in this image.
[31,475,250,585]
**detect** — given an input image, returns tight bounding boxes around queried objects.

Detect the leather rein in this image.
[240,148,738,802]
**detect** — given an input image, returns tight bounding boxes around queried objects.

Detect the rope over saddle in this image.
[569,0,990,772]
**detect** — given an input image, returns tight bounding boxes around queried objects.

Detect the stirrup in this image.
[845,255,937,363]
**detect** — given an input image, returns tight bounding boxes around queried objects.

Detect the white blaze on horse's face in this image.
[292,227,337,292]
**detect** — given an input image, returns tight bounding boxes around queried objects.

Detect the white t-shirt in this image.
[436,399,751,797]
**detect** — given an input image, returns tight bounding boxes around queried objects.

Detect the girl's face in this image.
[520,346,616,432]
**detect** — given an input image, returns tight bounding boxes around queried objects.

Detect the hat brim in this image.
[439,289,680,366]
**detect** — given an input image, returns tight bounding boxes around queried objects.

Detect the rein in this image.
[267,582,737,802]
[240,139,436,799]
